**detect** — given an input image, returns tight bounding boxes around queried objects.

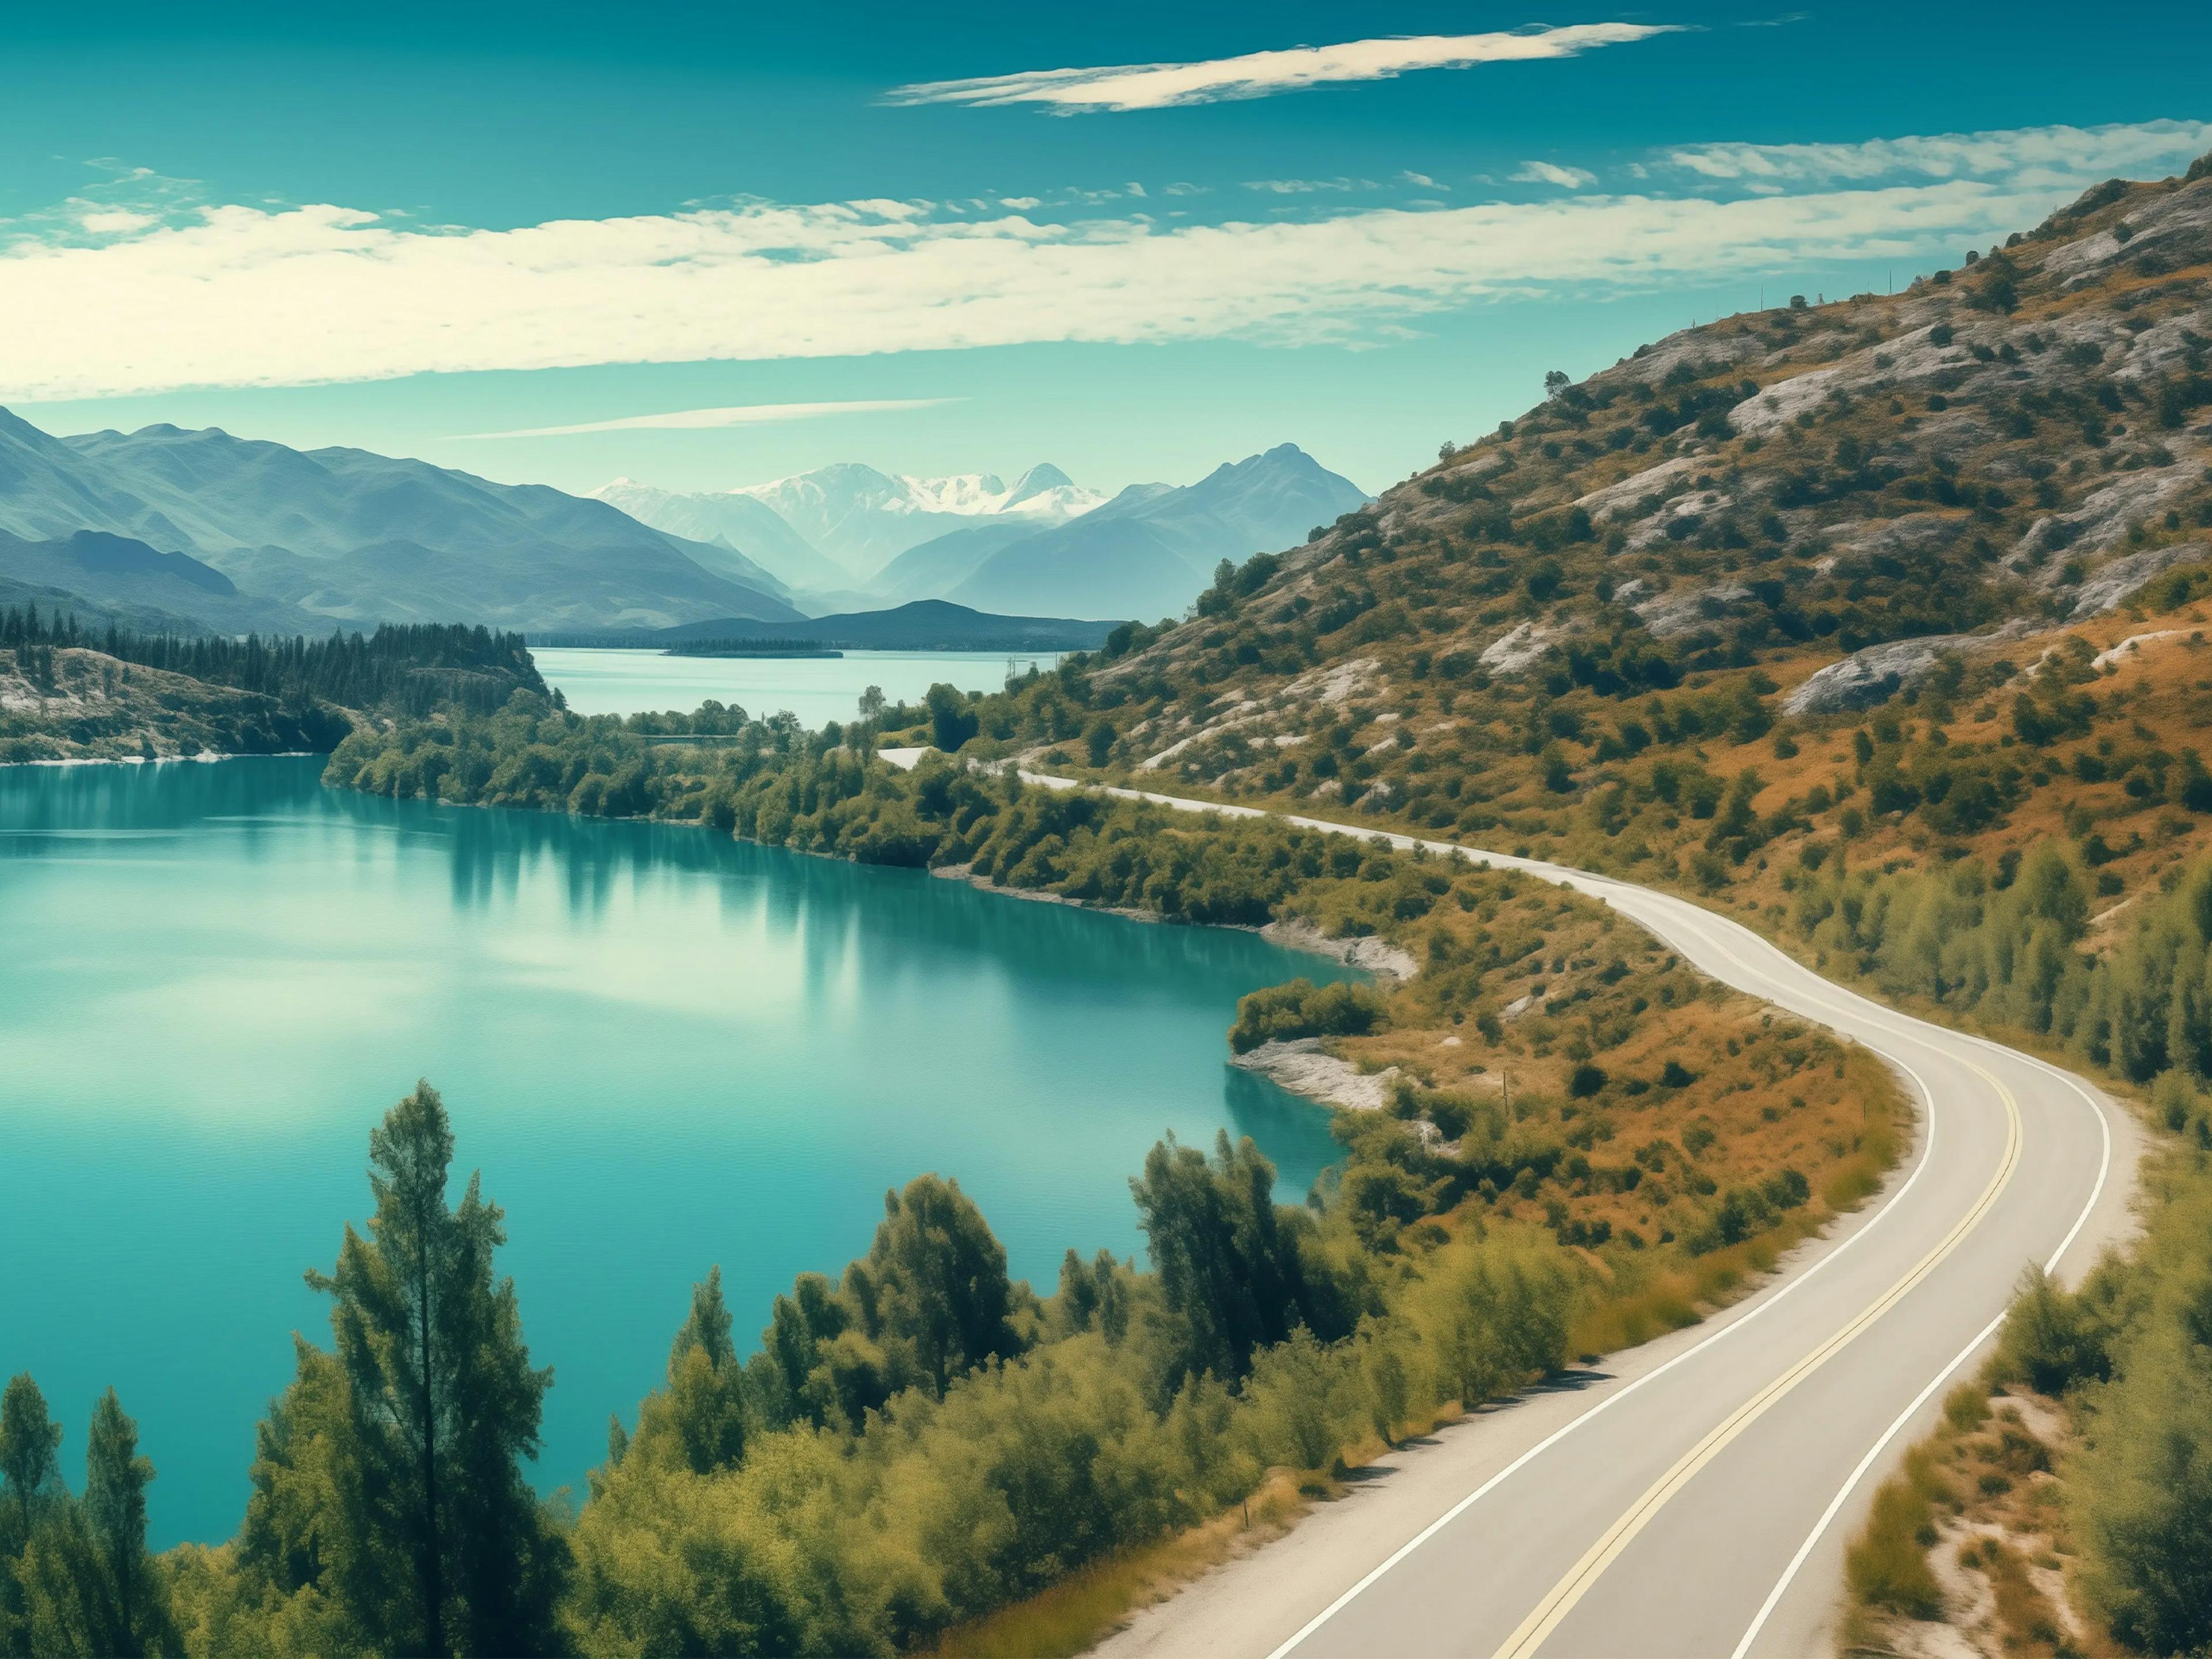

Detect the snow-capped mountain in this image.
[730,462,1105,577]
[589,478,850,595]
[596,461,1105,585]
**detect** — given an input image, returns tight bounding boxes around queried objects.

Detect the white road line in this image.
[1257,1053,1944,1659]
[1727,1060,2115,1658]
[991,764,2122,1655]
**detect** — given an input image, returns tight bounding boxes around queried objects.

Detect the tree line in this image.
[2,1082,1581,1657]
[0,608,544,719]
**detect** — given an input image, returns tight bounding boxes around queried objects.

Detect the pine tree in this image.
[78,1390,173,1656]
[0,1377,61,1536]
[290,1081,566,1657]
[632,1267,749,1475]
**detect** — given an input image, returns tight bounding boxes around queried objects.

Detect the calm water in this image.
[0,758,1345,1548]
[536,647,1056,725]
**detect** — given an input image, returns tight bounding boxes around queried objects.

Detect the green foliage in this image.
[1129,1132,1359,1384]
[243,1081,566,1657]
[2062,1168,2212,1652]
[1846,1447,1946,1619]
[1229,979,1389,1053]
[0,609,541,719]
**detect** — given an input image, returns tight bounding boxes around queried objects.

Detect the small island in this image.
[660,637,843,658]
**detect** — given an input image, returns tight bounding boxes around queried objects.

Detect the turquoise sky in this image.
[3,2,2208,498]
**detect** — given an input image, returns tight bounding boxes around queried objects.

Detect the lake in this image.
[535,647,1056,725]
[0,757,1347,1548]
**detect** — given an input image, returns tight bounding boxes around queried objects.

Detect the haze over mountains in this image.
[604,446,1371,622]
[0,407,802,634]
[0,400,1368,636]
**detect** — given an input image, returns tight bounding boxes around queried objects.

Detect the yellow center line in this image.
[1489,1059,2022,1659]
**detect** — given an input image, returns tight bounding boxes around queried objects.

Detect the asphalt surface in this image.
[976,770,2130,1659]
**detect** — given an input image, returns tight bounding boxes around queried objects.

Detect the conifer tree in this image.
[0,1377,60,1537]
[265,1081,566,1657]
[632,1267,749,1475]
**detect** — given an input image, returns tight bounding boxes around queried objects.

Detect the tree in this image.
[81,1391,171,1656]
[1130,1132,1352,1383]
[0,1374,65,1655]
[2071,1327,2212,1652]
[849,1174,1029,1396]
[855,684,886,727]
[274,1081,565,1657]
[631,1268,749,1476]
[13,1391,176,1658]
[0,1376,61,1536]
[923,683,979,752]
[1544,369,1571,399]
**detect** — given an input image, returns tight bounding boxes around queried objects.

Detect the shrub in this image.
[1229,979,1389,1054]
[1845,1447,1946,1619]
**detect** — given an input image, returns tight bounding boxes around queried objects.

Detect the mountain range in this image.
[0,409,802,633]
[0,400,1368,635]
[605,446,1370,622]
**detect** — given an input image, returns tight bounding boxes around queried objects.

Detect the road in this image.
[890,757,2133,1658]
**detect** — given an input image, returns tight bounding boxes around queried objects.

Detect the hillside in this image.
[0,616,543,763]
[0,412,799,632]
[961,162,2212,923]
[0,529,327,635]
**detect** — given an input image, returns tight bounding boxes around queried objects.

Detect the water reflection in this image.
[0,755,1354,1549]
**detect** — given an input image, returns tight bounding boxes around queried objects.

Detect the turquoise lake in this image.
[534,647,1056,725]
[0,757,1347,1549]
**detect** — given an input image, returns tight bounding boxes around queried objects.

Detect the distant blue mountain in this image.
[945,445,1369,621]
[0,529,327,634]
[0,407,800,632]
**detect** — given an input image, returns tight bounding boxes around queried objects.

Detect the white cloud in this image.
[1243,177,1366,194]
[1399,171,1446,191]
[449,398,959,440]
[1512,161,1598,189]
[1665,118,2212,187]
[2,116,2200,404]
[882,23,1683,113]
[77,208,158,235]
[997,196,1041,210]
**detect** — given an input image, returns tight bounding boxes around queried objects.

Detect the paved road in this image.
[935,763,2130,1658]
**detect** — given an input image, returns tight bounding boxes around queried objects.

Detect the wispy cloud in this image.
[1512,161,1597,189]
[5,117,2207,403]
[881,23,1683,113]
[449,399,958,440]
[1243,177,1370,195]
[1665,118,2212,188]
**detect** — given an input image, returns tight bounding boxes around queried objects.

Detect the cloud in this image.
[1244,177,1367,194]
[77,209,158,235]
[881,22,1683,113]
[449,398,959,440]
[3,116,2205,403]
[1399,171,1446,191]
[1512,161,1598,189]
[1664,118,2212,188]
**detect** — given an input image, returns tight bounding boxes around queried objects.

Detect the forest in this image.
[0,608,545,719]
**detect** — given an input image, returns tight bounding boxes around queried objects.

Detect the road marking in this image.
[1489,1059,2022,1659]
[1009,768,2113,1658]
[1726,1058,2114,1659]
[1258,1054,1944,1659]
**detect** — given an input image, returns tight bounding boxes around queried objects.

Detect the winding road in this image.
[879,753,2137,1658]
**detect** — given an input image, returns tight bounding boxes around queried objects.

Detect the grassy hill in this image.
[978,157,2212,921]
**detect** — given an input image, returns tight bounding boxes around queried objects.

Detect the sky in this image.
[3,2,2210,501]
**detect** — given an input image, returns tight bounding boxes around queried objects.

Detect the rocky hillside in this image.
[998,153,2212,911]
